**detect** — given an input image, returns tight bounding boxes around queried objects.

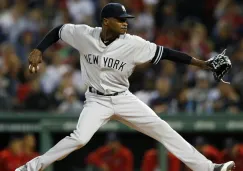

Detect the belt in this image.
[88,87,124,96]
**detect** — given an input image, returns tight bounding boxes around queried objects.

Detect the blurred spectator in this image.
[43,0,59,27]
[221,137,237,162]
[141,148,181,171]
[52,8,72,27]
[25,8,44,34]
[66,0,95,25]
[0,56,11,110]
[221,138,243,171]
[134,77,157,105]
[231,38,243,106]
[86,132,133,171]
[159,61,182,93]
[182,23,212,60]
[131,1,155,40]
[57,87,83,114]
[154,1,179,30]
[21,134,39,164]
[231,144,243,171]
[67,53,87,95]
[14,30,38,65]
[176,88,189,112]
[214,0,243,31]
[128,63,150,93]
[0,44,21,110]
[212,20,234,52]
[40,52,71,95]
[194,137,221,163]
[213,82,241,114]
[153,1,181,49]
[0,135,23,171]
[184,136,222,171]
[214,0,233,19]
[0,0,10,11]
[0,2,27,41]
[93,0,110,26]
[16,65,42,109]
[149,77,174,114]
[24,77,51,111]
[52,69,75,106]
[186,70,215,115]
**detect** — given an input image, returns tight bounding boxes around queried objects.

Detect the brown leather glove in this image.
[28,49,42,73]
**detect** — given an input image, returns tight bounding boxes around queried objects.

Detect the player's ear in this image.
[103,18,109,26]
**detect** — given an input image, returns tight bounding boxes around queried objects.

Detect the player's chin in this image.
[120,29,127,34]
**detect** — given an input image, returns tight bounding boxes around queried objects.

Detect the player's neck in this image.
[100,28,120,45]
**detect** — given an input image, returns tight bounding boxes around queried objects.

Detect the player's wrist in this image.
[191,57,212,70]
[33,48,42,54]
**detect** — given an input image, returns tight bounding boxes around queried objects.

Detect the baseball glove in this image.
[206,49,232,83]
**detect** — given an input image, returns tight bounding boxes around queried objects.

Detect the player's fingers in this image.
[33,65,40,73]
[29,64,32,73]
[36,65,40,71]
[32,66,38,73]
[29,64,38,73]
[29,64,34,73]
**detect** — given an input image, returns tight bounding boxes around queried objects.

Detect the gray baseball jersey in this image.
[59,24,164,94]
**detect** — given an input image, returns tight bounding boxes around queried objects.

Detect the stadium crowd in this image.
[0,0,243,115]
[0,134,39,171]
[1,132,242,171]
[85,134,243,171]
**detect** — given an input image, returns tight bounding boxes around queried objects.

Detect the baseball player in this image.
[16,3,234,171]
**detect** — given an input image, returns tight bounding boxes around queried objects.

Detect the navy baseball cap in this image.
[101,3,135,19]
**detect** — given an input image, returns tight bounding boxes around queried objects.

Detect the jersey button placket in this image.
[99,48,109,94]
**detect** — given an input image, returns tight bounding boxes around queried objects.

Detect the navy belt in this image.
[88,87,124,96]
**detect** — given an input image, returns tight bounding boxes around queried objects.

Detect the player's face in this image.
[107,17,128,34]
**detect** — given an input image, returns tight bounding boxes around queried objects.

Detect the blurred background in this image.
[0,0,243,171]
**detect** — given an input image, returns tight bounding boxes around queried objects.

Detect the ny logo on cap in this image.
[121,5,126,12]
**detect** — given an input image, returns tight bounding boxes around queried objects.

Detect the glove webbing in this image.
[214,49,231,84]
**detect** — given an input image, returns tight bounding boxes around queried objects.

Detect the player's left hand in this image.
[28,49,42,73]
[206,49,232,82]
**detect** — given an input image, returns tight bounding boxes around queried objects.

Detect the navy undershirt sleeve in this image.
[36,25,63,53]
[151,46,192,65]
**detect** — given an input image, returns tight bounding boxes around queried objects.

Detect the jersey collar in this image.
[96,27,126,48]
